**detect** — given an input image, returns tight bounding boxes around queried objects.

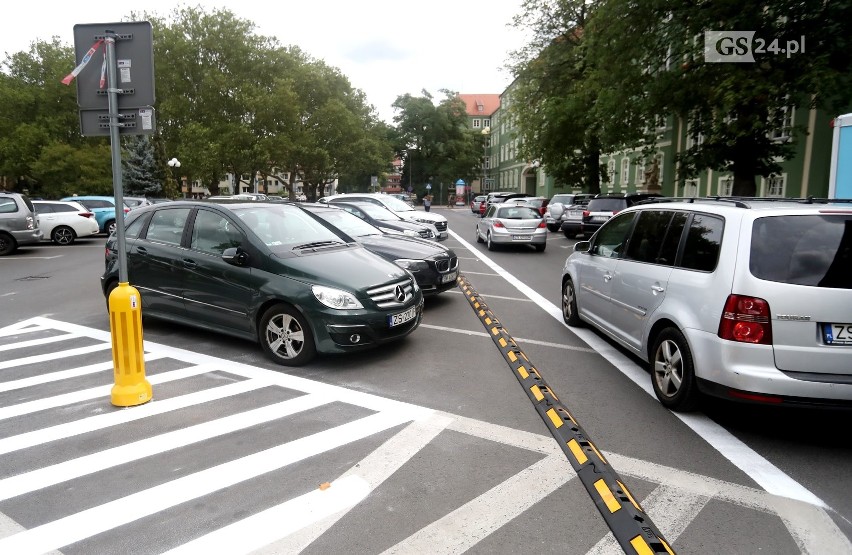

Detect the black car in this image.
[303,204,460,296]
[579,193,663,237]
[101,201,423,366]
[329,201,438,241]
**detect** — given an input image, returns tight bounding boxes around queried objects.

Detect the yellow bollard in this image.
[109,282,152,407]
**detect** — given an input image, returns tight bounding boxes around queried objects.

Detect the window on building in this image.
[483,119,490,127]
[765,173,786,196]
[607,160,616,183]
[718,176,734,196]
[621,158,630,186]
[485,158,491,170]
[770,106,794,141]
[635,159,646,184]
[683,179,699,197]
[472,119,481,128]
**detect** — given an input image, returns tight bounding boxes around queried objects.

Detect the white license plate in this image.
[823,323,852,345]
[441,270,458,283]
[512,235,532,240]
[388,306,417,327]
[592,216,609,222]
[568,210,582,217]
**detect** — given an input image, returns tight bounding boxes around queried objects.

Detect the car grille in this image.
[367,278,415,308]
[433,221,447,232]
[435,256,458,273]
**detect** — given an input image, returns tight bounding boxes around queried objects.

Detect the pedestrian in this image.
[423,194,432,212]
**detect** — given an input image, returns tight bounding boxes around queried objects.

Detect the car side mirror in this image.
[222,246,249,266]
[574,240,591,253]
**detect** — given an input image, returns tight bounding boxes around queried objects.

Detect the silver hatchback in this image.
[561,198,852,410]
[0,192,42,255]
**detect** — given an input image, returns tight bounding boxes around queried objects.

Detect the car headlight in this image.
[415,218,432,225]
[405,270,420,292]
[402,229,419,237]
[395,258,429,272]
[312,285,364,309]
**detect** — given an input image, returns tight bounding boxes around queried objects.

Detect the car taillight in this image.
[493,221,505,228]
[582,210,590,218]
[79,212,94,218]
[718,295,772,345]
[123,207,130,213]
[537,221,547,228]
[26,216,35,230]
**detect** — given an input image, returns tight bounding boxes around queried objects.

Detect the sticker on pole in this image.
[130,295,138,309]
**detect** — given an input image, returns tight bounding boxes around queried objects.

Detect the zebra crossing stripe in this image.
[0,333,82,352]
[0,343,112,370]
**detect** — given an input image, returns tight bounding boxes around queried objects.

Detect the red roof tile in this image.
[458,94,501,117]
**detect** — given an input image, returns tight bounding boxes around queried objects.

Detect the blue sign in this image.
[407,185,413,192]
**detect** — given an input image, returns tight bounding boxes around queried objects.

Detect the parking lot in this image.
[1,207,851,553]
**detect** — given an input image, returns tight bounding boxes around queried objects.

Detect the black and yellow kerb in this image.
[457,274,675,555]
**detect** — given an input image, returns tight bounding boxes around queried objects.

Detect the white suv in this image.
[561,197,852,411]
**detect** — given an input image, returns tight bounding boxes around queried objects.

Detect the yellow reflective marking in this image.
[546,408,563,428]
[485,317,492,325]
[530,385,545,401]
[469,295,475,301]
[617,480,642,512]
[479,310,485,316]
[660,538,675,554]
[499,338,508,348]
[588,441,608,464]
[491,327,499,335]
[507,350,517,362]
[629,535,654,555]
[594,479,621,513]
[474,302,480,309]
[517,365,529,379]
[567,439,588,465]
[562,408,576,425]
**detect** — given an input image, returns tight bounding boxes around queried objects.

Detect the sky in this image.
[0,0,532,123]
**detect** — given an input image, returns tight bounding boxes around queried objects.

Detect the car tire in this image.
[105,219,117,236]
[259,303,317,366]
[563,229,577,239]
[561,278,582,327]
[0,232,16,256]
[547,224,559,232]
[651,328,700,411]
[475,226,484,243]
[486,232,496,251]
[52,225,76,245]
[535,243,546,252]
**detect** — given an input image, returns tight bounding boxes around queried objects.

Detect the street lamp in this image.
[167,157,181,197]
[481,126,491,198]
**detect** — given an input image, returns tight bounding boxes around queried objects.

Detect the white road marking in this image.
[0,333,82,352]
[0,355,164,393]
[450,228,828,509]
[420,323,597,353]
[446,289,533,302]
[0,343,112,370]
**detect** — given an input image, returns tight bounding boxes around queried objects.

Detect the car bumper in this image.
[489,229,548,245]
[315,299,423,352]
[12,228,43,245]
[687,328,852,403]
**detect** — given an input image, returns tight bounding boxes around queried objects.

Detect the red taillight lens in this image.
[537,221,547,228]
[79,212,94,218]
[582,210,590,218]
[493,221,505,228]
[718,295,772,344]
[123,207,130,213]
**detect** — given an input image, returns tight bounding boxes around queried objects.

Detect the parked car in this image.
[123,197,153,210]
[561,197,852,411]
[0,191,42,255]
[579,193,663,237]
[32,200,99,245]
[61,195,130,235]
[321,193,449,240]
[558,198,595,239]
[545,193,595,231]
[302,204,460,296]
[475,202,548,252]
[148,198,174,204]
[471,195,487,214]
[101,201,423,366]
[328,201,439,241]
[484,192,529,213]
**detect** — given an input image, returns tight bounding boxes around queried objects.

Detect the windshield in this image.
[379,196,415,213]
[311,209,381,238]
[353,202,403,221]
[233,205,344,250]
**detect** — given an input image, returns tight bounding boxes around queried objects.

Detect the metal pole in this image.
[105,32,128,283]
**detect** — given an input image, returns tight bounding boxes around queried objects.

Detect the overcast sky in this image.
[0,0,531,123]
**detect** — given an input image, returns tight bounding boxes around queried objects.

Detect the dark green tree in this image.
[122,136,162,196]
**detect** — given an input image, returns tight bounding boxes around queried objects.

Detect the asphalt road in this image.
[0,208,850,554]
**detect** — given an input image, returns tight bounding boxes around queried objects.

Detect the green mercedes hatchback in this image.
[101,201,423,365]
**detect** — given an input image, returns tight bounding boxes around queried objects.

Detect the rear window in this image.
[587,198,626,212]
[0,197,19,213]
[751,215,852,289]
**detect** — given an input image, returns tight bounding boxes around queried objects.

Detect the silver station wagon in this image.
[561,197,852,410]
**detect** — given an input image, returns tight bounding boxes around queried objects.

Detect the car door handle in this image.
[651,285,665,293]
[603,273,613,282]
[183,259,197,269]
[136,246,148,255]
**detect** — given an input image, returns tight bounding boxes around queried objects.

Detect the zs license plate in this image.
[388,306,417,327]
[823,323,852,345]
[512,235,532,241]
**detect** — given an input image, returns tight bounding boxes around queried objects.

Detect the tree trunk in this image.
[585,145,601,195]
